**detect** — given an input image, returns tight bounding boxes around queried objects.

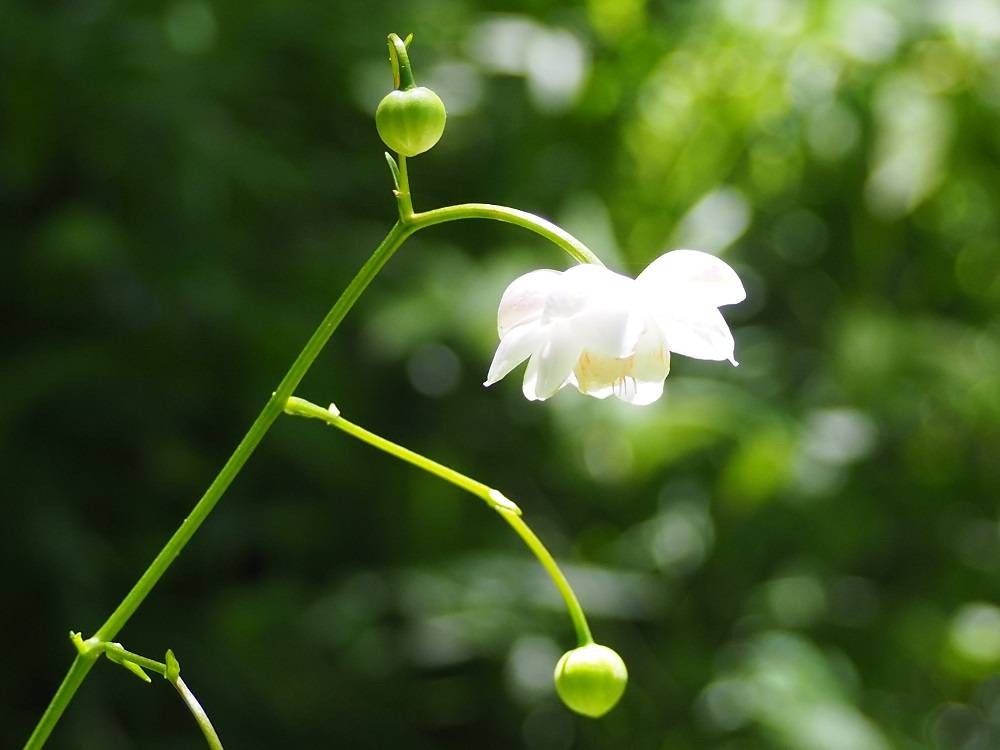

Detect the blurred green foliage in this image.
[4,1,1000,748]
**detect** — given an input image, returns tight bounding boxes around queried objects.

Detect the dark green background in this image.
[4,1,1000,748]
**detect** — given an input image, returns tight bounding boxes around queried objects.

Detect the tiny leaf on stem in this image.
[165,649,181,682]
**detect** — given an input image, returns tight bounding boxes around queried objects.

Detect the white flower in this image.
[484,250,746,405]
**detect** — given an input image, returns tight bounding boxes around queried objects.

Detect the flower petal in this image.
[522,352,543,400]
[484,323,545,386]
[655,303,737,363]
[615,378,663,405]
[498,269,562,337]
[532,325,583,400]
[542,264,626,322]
[538,264,646,357]
[570,277,645,358]
[636,249,746,307]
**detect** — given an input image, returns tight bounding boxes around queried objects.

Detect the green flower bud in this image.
[375,33,447,157]
[376,87,447,157]
[554,643,628,718]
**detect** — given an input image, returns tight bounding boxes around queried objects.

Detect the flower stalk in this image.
[283,396,594,646]
[69,634,223,750]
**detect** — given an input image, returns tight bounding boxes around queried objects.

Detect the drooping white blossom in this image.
[484,250,745,405]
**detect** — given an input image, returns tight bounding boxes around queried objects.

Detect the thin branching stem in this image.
[26,166,603,749]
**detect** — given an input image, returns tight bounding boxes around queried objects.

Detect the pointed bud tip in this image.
[165,649,181,682]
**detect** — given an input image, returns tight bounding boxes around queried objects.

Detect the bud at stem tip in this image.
[554,643,628,718]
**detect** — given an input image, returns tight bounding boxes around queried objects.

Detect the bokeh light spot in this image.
[164,0,216,55]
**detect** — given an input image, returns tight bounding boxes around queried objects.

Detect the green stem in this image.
[410,203,604,266]
[27,182,603,748]
[24,221,411,750]
[25,655,99,750]
[104,643,166,676]
[498,511,593,645]
[396,155,414,219]
[100,642,224,750]
[283,396,594,646]
[173,676,224,750]
[95,220,408,643]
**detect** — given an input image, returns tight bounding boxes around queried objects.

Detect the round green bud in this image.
[554,643,628,718]
[375,87,447,157]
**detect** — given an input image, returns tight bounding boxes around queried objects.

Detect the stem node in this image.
[69,632,101,660]
[487,489,522,515]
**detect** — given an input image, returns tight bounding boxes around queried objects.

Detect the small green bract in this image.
[554,643,628,718]
[376,87,447,157]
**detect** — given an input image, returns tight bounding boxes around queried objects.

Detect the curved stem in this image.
[174,677,224,750]
[498,512,593,646]
[410,203,604,266]
[102,643,224,750]
[283,396,594,646]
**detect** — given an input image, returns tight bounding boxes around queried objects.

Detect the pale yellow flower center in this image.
[573,344,670,398]
[574,351,637,392]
